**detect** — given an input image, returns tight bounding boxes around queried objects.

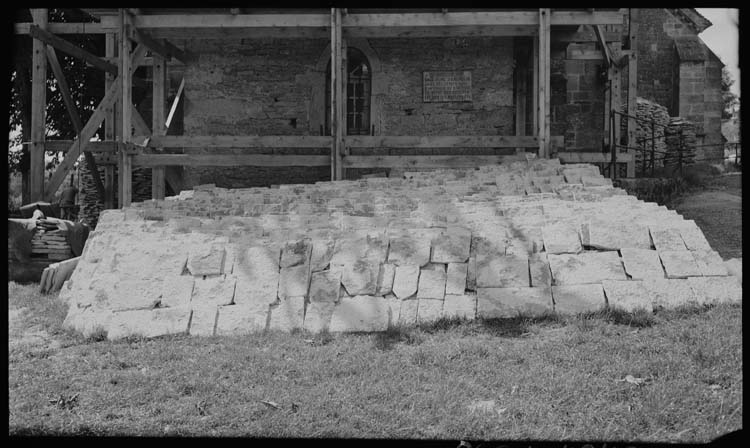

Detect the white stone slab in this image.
[309,270,341,303]
[278,264,311,299]
[233,245,280,306]
[310,239,336,272]
[388,235,431,267]
[442,294,477,320]
[677,225,713,252]
[477,287,553,318]
[398,298,419,326]
[431,227,471,263]
[542,223,582,254]
[329,295,389,332]
[551,284,606,314]
[303,301,336,333]
[215,304,269,335]
[63,307,114,338]
[268,296,306,331]
[602,280,653,312]
[691,250,729,276]
[649,227,688,252]
[191,275,237,306]
[446,263,468,295]
[187,243,226,276]
[376,263,396,296]
[189,305,218,337]
[724,258,742,284]
[548,252,627,285]
[641,278,699,309]
[619,248,665,280]
[341,259,379,296]
[687,276,742,305]
[417,299,444,324]
[586,222,652,250]
[529,253,552,287]
[417,268,446,300]
[107,307,191,340]
[280,239,312,268]
[659,250,702,278]
[392,264,420,300]
[476,255,530,288]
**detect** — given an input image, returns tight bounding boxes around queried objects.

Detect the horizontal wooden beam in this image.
[553,29,621,42]
[343,155,520,169]
[148,135,333,148]
[341,11,623,27]
[344,25,537,38]
[28,25,118,75]
[131,154,331,167]
[557,152,634,163]
[345,135,540,148]
[15,22,107,34]
[132,29,187,64]
[42,141,119,153]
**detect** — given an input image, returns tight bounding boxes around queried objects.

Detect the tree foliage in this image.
[721,66,739,120]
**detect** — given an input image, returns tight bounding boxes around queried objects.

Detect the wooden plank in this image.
[626,9,638,178]
[538,9,551,158]
[120,9,133,207]
[558,152,633,163]
[30,9,48,202]
[592,25,613,67]
[46,45,106,202]
[15,22,107,34]
[130,13,330,30]
[330,8,340,180]
[28,25,118,75]
[104,32,116,209]
[515,39,528,152]
[340,11,623,28]
[344,25,537,38]
[552,29,620,43]
[532,35,538,139]
[566,48,606,61]
[148,135,333,148]
[343,155,518,169]
[549,11,624,25]
[344,135,540,148]
[165,77,185,130]
[152,54,167,200]
[43,141,119,153]
[543,10,551,158]
[132,154,331,167]
[133,29,187,64]
[339,23,347,180]
[611,64,622,179]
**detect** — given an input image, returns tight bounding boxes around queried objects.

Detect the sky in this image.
[696,8,740,97]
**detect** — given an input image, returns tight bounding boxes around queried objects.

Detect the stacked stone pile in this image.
[78,161,106,228]
[59,158,741,340]
[622,98,670,171]
[664,117,697,168]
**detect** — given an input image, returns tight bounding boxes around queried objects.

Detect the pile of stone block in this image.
[78,161,106,228]
[58,158,742,340]
[625,98,670,171]
[664,117,697,168]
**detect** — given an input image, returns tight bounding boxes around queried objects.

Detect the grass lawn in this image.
[8,281,742,441]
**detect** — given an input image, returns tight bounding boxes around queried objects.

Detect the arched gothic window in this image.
[326,48,372,135]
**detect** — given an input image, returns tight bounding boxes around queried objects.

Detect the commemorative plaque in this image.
[423,71,472,102]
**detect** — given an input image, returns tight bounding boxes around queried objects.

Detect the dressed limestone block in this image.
[641,278,699,309]
[159,274,195,308]
[602,280,654,312]
[398,298,419,326]
[387,235,431,267]
[690,250,729,276]
[659,250,702,278]
[187,243,227,276]
[477,287,553,318]
[446,263,468,295]
[107,307,191,340]
[687,276,742,305]
[303,301,336,333]
[191,275,237,306]
[309,270,342,303]
[417,268,447,300]
[376,263,396,296]
[417,299,444,324]
[442,294,477,319]
[310,239,336,272]
[548,252,627,285]
[431,226,471,263]
[586,222,652,250]
[340,259,380,296]
[724,258,742,284]
[278,264,311,300]
[392,264,420,300]
[677,225,713,251]
[63,307,115,338]
[529,253,552,287]
[330,234,388,266]
[329,295,389,332]
[619,248,665,280]
[476,255,530,288]
[268,296,306,331]
[466,253,477,291]
[581,175,613,187]
[189,305,218,337]
[280,239,312,268]
[232,244,280,305]
[649,227,688,252]
[215,304,269,335]
[551,284,607,314]
[542,223,582,254]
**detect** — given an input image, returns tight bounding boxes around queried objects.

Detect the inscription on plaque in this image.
[423,71,472,102]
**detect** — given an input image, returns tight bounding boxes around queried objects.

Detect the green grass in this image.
[8,282,743,441]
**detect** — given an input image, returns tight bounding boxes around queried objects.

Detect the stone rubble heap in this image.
[624,98,670,172]
[664,117,698,168]
[59,159,741,340]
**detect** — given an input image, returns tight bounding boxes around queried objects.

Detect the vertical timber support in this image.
[538,8,551,158]
[626,9,638,178]
[340,31,348,180]
[330,8,344,181]
[514,39,528,154]
[104,32,116,209]
[151,54,167,200]
[30,8,48,202]
[532,35,538,140]
[119,9,133,207]
[611,65,622,179]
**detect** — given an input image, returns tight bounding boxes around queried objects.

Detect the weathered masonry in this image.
[16,8,724,212]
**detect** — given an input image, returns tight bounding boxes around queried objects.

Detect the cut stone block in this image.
[189,305,218,337]
[191,275,237,306]
[542,223,582,254]
[159,275,194,308]
[107,307,191,340]
[602,280,653,312]
[215,304,269,335]
[581,175,612,187]
[476,255,530,288]
[504,239,533,257]
[398,299,419,326]
[63,307,114,338]
[677,225,713,251]
[586,222,652,250]
[268,296,306,331]
[384,295,402,327]
[310,239,336,272]
[724,258,742,284]
[309,270,341,303]
[187,244,226,276]
[417,268,446,300]
[388,235,431,267]
[417,299,444,324]
[392,264,420,299]
[303,301,336,333]
[108,279,162,311]
[659,250,702,278]
[431,227,471,263]
[376,263,396,296]
[529,253,551,287]
[548,252,627,285]
[619,248,665,280]
[477,287,553,318]
[280,239,312,268]
[687,276,742,305]
[641,278,699,309]
[466,254,477,291]
[442,294,477,319]
[278,264,311,300]
[446,263,468,295]
[690,250,729,276]
[551,284,607,314]
[649,227,688,252]
[329,295,389,332]
[233,245,280,306]
[341,259,379,296]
